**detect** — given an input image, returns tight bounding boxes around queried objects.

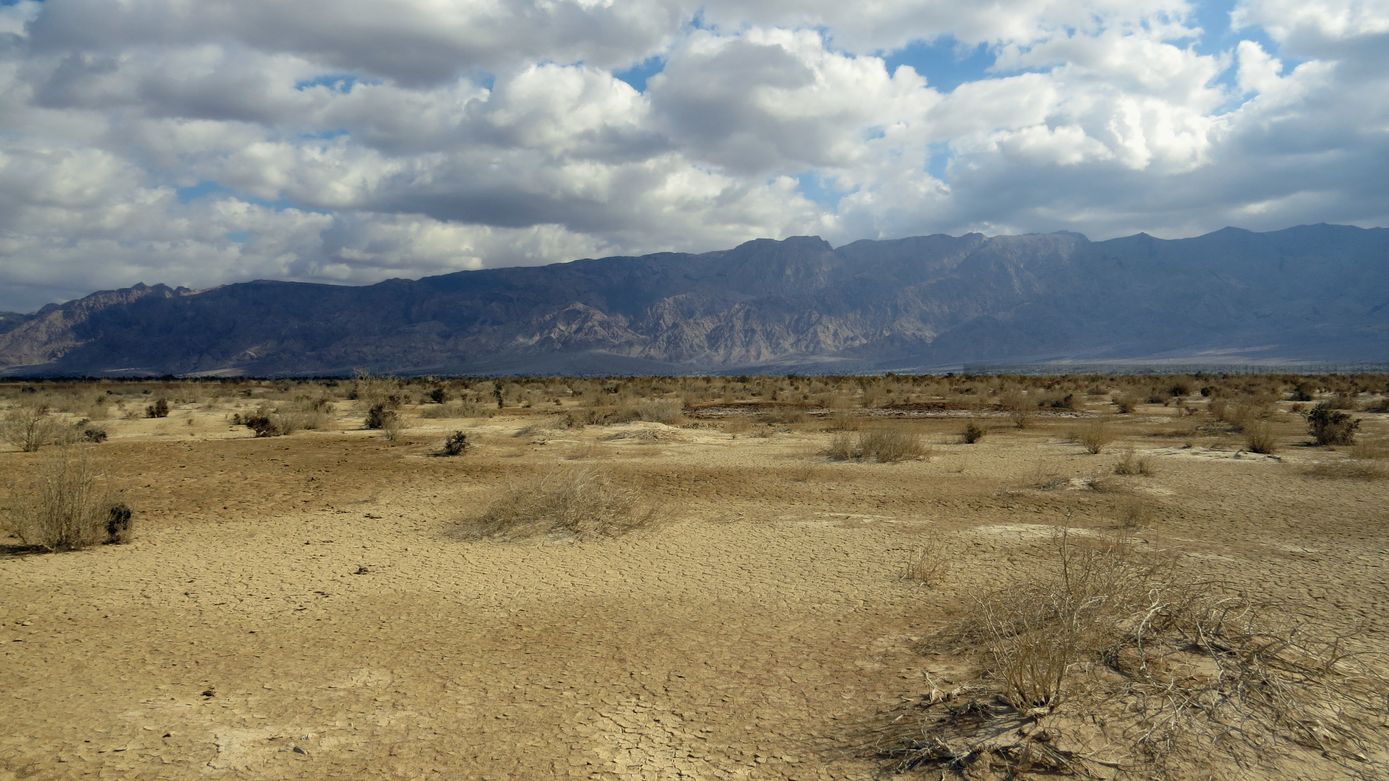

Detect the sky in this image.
[1,0,1387,312]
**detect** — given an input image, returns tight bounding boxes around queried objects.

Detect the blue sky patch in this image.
[615,56,665,92]
[884,38,996,93]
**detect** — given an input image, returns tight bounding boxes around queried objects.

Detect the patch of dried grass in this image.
[1112,449,1155,476]
[460,466,658,540]
[1300,460,1386,481]
[866,532,1386,777]
[825,427,930,463]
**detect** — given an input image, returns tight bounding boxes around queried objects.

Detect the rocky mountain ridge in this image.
[1,224,1385,376]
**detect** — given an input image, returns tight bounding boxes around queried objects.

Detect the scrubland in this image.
[2,372,1387,779]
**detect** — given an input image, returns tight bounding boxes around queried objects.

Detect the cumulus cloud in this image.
[0,0,1386,311]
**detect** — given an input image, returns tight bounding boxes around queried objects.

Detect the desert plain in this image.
[1,374,1387,780]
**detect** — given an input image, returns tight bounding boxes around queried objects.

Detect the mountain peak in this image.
[730,235,832,254]
[1,225,1385,375]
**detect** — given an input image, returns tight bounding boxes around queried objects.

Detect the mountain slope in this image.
[1,225,1385,376]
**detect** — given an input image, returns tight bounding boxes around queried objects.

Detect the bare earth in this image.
[2,392,1387,780]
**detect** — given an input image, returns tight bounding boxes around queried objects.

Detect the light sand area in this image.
[2,400,1388,779]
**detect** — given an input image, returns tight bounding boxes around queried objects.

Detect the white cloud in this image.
[1233,0,1389,49]
[0,0,1387,311]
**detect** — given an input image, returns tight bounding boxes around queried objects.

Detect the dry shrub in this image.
[351,371,402,409]
[903,538,951,585]
[1001,390,1032,429]
[461,467,657,540]
[859,428,930,462]
[381,410,405,443]
[961,420,986,444]
[1114,394,1140,414]
[1,403,69,452]
[866,532,1386,777]
[1115,494,1155,529]
[628,398,684,424]
[825,431,859,461]
[1073,419,1115,454]
[239,397,331,437]
[1244,420,1278,454]
[1112,448,1155,476]
[13,449,121,550]
[826,428,929,462]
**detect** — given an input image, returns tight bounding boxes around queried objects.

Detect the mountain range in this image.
[1,224,1386,376]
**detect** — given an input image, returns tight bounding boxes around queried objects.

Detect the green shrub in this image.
[365,403,398,430]
[962,420,986,444]
[1306,403,1359,446]
[442,431,470,456]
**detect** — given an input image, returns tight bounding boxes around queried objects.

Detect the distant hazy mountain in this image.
[1,224,1385,376]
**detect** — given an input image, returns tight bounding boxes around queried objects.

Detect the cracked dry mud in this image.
[2,405,1387,779]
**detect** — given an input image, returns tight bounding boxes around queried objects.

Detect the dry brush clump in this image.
[1112,449,1155,476]
[1072,419,1116,454]
[826,427,930,463]
[1243,419,1278,454]
[903,537,953,586]
[10,449,132,550]
[459,467,658,541]
[866,533,1386,778]
[1,403,70,452]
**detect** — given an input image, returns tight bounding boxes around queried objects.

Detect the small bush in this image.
[961,420,985,444]
[242,414,280,438]
[80,425,108,443]
[428,387,449,404]
[1306,402,1359,446]
[825,431,859,460]
[1243,420,1278,454]
[1073,419,1115,454]
[145,398,170,418]
[105,503,134,544]
[860,428,929,462]
[442,431,470,456]
[1001,391,1031,428]
[381,411,405,442]
[1112,448,1154,476]
[1113,395,1139,414]
[631,398,684,424]
[365,403,398,430]
[462,467,657,540]
[15,449,113,551]
[903,540,950,585]
[2,404,67,452]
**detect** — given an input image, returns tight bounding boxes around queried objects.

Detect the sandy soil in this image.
[1,396,1387,779]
